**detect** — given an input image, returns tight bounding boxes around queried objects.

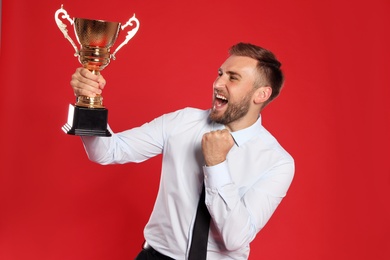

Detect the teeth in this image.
[216,94,227,100]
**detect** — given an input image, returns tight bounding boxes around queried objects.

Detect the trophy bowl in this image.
[74,18,120,73]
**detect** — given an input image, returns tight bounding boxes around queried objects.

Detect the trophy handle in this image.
[111,14,140,60]
[55,5,79,57]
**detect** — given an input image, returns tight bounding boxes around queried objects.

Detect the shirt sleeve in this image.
[203,161,233,187]
[81,117,166,165]
[203,159,294,251]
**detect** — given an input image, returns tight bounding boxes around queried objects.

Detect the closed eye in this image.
[227,71,241,81]
[218,69,241,81]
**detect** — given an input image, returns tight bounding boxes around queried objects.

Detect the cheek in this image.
[233,87,256,103]
[229,86,246,99]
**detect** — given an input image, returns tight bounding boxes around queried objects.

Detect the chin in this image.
[209,111,226,124]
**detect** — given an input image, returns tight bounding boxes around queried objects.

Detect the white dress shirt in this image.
[81,107,294,259]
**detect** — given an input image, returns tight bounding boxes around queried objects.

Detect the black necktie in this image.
[188,184,211,260]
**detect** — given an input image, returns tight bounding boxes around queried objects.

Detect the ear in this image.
[254,86,272,104]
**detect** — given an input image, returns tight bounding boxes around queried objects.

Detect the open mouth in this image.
[214,93,228,108]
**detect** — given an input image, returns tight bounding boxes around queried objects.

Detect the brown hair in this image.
[229,42,284,105]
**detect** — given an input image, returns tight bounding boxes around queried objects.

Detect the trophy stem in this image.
[76,95,104,108]
[90,70,100,75]
[79,46,111,71]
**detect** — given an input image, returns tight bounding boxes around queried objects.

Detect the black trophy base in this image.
[62,104,111,137]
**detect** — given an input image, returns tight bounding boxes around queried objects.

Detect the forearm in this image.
[81,122,164,165]
[81,135,114,164]
[204,161,294,251]
[204,162,257,250]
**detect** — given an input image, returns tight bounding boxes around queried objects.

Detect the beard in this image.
[209,90,254,125]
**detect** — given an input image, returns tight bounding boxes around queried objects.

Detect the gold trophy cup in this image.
[55,5,140,136]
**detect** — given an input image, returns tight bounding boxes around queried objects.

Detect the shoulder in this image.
[158,107,212,140]
[259,126,294,163]
[162,107,209,122]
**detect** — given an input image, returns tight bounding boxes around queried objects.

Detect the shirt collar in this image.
[212,115,263,147]
[230,116,262,147]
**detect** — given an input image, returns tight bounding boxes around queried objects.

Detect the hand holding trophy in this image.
[54,5,140,136]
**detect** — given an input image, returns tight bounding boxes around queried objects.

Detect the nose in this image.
[213,76,226,90]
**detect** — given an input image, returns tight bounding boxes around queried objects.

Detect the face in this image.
[209,55,259,126]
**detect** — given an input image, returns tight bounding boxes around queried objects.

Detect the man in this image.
[70,43,294,259]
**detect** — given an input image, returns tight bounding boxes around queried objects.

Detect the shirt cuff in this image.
[203,161,233,189]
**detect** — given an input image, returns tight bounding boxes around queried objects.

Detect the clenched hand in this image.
[70,68,106,97]
[202,129,235,166]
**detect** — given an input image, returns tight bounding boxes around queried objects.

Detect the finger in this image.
[71,68,104,97]
[78,68,106,89]
[96,75,106,90]
[207,129,231,139]
[71,76,101,97]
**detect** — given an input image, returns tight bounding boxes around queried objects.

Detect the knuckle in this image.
[70,79,77,88]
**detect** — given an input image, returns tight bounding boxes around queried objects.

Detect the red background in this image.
[1,0,389,259]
